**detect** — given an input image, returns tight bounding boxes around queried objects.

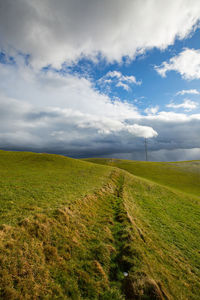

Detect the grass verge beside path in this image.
[123,172,200,300]
[84,158,200,299]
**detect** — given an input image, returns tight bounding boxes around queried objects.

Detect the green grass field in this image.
[85,158,200,197]
[0,151,111,225]
[0,151,199,299]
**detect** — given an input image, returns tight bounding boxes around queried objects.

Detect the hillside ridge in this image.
[84,158,200,197]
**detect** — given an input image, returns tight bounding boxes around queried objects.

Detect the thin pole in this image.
[145,138,148,161]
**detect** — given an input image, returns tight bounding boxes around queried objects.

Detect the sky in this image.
[0,0,200,161]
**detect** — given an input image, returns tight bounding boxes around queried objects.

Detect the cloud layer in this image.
[1,89,200,160]
[0,63,158,157]
[1,0,200,67]
[0,62,200,160]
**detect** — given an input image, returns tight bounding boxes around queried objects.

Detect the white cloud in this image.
[77,117,157,138]
[166,99,198,111]
[145,106,159,115]
[116,81,130,91]
[126,124,157,139]
[1,1,200,68]
[105,71,121,79]
[99,70,141,91]
[123,75,140,85]
[144,110,200,122]
[176,89,199,95]
[155,48,200,79]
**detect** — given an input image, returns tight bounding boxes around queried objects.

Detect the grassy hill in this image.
[85,158,200,197]
[0,151,112,226]
[0,151,199,299]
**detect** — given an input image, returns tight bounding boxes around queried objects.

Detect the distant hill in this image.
[85,158,200,197]
[0,151,199,299]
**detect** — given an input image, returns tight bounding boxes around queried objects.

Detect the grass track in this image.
[85,158,200,299]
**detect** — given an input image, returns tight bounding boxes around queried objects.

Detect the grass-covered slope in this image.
[0,151,119,299]
[85,158,200,300]
[0,151,199,299]
[0,151,112,226]
[122,173,200,300]
[85,158,200,197]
